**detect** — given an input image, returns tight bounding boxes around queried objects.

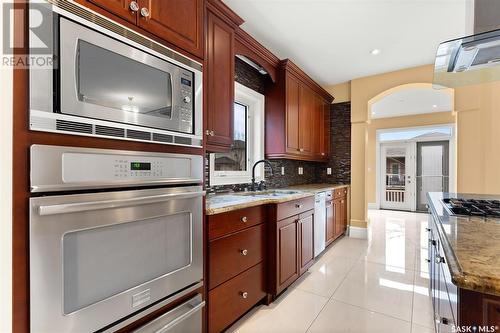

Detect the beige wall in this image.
[324,82,351,104]
[331,64,500,229]
[0,5,13,331]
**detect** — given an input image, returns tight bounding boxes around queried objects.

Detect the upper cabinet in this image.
[204,0,244,152]
[266,60,334,162]
[86,0,204,59]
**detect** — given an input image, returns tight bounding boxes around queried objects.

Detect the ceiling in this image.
[222,0,471,85]
[371,86,453,119]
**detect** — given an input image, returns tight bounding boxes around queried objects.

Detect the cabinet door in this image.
[298,84,313,155]
[340,196,347,234]
[137,0,204,58]
[277,216,299,293]
[299,211,314,275]
[321,101,330,159]
[88,0,137,23]
[325,200,334,245]
[206,10,235,150]
[285,74,300,154]
[333,198,343,239]
[311,95,322,159]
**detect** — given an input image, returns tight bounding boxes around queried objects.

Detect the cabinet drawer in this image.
[276,196,314,221]
[208,205,266,240]
[335,188,347,198]
[208,263,266,333]
[209,224,265,289]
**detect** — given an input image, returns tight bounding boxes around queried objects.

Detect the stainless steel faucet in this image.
[251,159,274,191]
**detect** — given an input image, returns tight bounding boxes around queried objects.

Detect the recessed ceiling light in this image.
[432,104,438,108]
[370,49,381,55]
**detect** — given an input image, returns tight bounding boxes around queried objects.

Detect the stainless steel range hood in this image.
[433,0,500,88]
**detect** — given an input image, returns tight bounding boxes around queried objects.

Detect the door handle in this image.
[37,191,205,216]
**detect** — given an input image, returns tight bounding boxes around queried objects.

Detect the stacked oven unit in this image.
[28,1,205,332]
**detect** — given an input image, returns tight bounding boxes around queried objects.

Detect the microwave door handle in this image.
[37,191,205,216]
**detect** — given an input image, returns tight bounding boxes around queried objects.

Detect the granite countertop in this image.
[205,183,349,215]
[427,192,500,296]
[206,190,314,215]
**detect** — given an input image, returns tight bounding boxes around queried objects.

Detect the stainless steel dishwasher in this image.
[314,192,326,257]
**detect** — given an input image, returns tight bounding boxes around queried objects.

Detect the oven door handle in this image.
[37,191,205,216]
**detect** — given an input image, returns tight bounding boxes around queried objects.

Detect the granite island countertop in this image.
[206,183,349,215]
[427,192,500,296]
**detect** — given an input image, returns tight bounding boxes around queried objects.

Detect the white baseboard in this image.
[348,226,368,239]
[368,202,378,210]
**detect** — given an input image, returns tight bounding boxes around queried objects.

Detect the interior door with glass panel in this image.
[381,143,413,211]
[416,141,449,211]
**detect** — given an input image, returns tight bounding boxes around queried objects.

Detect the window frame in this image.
[209,82,265,186]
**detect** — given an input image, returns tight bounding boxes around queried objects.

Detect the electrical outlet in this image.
[281,166,285,175]
[327,167,332,175]
[298,167,303,175]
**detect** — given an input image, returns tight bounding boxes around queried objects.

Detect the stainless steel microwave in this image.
[29,1,203,147]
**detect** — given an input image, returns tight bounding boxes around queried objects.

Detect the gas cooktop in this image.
[442,198,500,217]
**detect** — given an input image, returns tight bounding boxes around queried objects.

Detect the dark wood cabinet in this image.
[285,74,300,154]
[265,59,334,162]
[207,205,267,333]
[299,210,314,275]
[136,0,204,58]
[277,216,300,291]
[269,197,316,297]
[88,0,137,23]
[208,263,266,333]
[205,4,243,152]
[86,0,203,58]
[326,188,348,246]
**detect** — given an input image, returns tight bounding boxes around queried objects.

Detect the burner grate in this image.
[443,198,500,217]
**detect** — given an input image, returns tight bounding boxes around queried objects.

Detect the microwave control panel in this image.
[178,74,194,133]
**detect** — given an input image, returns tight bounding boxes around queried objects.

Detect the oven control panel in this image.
[61,152,194,183]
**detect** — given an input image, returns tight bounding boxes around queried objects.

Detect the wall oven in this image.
[30,1,203,147]
[29,145,204,332]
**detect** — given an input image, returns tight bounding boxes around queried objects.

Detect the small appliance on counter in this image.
[29,145,205,332]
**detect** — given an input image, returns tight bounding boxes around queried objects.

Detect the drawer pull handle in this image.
[241,216,248,223]
[241,249,248,256]
[240,292,248,299]
[295,204,303,209]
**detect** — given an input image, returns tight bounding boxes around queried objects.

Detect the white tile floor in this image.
[227,209,435,333]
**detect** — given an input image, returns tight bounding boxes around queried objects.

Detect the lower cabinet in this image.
[208,263,266,333]
[299,210,315,275]
[326,188,348,246]
[277,216,300,290]
[207,206,267,333]
[270,197,315,297]
[428,211,500,331]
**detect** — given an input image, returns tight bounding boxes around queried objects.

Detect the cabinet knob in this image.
[299,148,304,152]
[240,291,248,299]
[295,204,303,209]
[425,258,430,263]
[435,255,444,264]
[425,228,431,232]
[210,130,215,136]
[240,249,248,256]
[321,153,325,156]
[140,7,150,17]
[241,216,247,223]
[205,130,215,137]
[129,1,139,12]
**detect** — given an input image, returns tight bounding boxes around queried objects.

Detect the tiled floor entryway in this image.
[227,209,435,333]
